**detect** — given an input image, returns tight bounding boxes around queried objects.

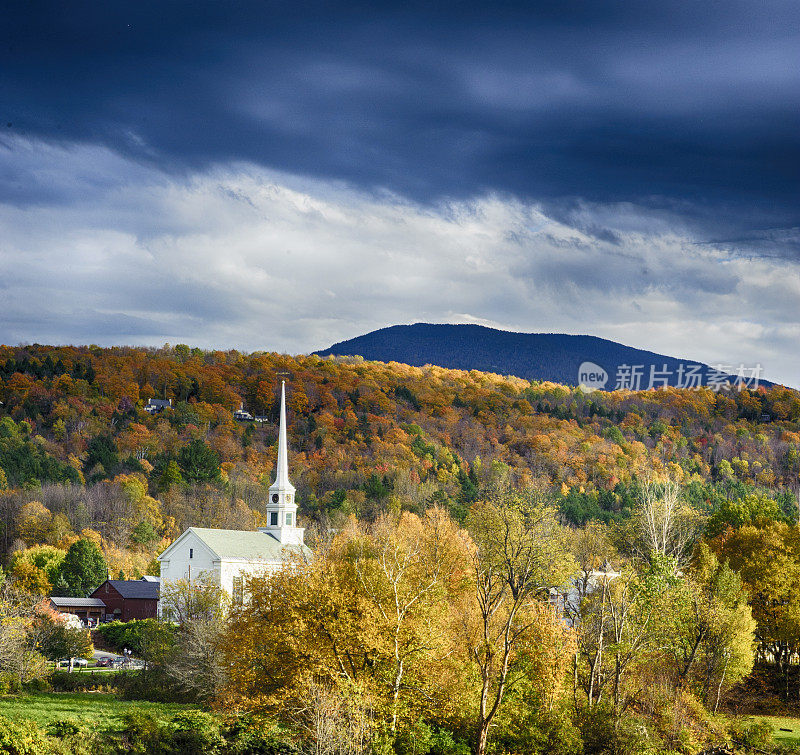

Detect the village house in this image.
[89,577,160,622]
[144,398,172,414]
[550,562,621,627]
[157,382,311,607]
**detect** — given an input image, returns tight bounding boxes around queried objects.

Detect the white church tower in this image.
[260,381,304,546]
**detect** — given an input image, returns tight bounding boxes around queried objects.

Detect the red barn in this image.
[90,578,159,622]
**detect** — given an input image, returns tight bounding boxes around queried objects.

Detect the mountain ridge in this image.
[315,323,776,390]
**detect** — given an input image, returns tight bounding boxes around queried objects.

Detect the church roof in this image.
[184,527,311,562]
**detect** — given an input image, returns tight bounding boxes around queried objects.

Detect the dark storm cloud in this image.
[2,0,798,243]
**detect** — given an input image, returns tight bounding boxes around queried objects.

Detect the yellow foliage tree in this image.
[223,509,474,739]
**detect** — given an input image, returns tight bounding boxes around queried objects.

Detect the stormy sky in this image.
[1,1,798,385]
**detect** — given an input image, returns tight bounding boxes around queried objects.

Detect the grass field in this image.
[750,716,800,744]
[0,692,196,731]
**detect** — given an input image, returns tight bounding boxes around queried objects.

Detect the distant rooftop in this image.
[50,597,106,608]
[98,579,159,600]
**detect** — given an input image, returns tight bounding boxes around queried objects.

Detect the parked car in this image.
[58,657,88,667]
[95,658,112,667]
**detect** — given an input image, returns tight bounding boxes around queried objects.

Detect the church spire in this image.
[273,380,293,492]
[262,380,303,546]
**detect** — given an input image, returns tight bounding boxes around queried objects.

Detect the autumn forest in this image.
[2,343,800,754]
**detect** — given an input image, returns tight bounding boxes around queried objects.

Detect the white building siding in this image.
[218,559,279,600]
[159,530,291,612]
[158,531,218,584]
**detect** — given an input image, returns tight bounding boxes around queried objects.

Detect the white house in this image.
[550,563,621,626]
[157,381,311,606]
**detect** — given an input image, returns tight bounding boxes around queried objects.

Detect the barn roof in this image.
[50,597,106,608]
[105,580,160,600]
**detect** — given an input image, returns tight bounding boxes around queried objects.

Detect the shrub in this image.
[169,710,226,755]
[577,705,661,755]
[116,667,186,703]
[0,674,21,696]
[95,619,175,660]
[428,727,472,755]
[119,710,227,755]
[393,722,471,755]
[727,718,773,750]
[503,708,582,755]
[47,719,82,738]
[118,710,163,754]
[225,714,299,755]
[395,721,434,755]
[0,713,51,754]
[23,677,51,693]
[49,670,119,692]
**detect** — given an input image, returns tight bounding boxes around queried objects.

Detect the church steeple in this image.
[271,381,295,495]
[261,381,304,546]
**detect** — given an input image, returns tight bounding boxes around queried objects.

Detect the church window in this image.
[285,512,293,526]
[270,512,278,526]
[189,548,193,559]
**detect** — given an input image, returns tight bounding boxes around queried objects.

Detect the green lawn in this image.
[751,716,800,744]
[0,692,196,732]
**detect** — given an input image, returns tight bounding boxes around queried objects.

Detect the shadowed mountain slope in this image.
[316,323,773,389]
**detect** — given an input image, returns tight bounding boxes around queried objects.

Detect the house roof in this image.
[50,597,106,608]
[95,580,160,600]
[160,527,311,563]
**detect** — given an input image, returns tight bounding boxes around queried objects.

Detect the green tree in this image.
[9,545,65,586]
[0,417,80,487]
[706,493,783,538]
[466,488,575,755]
[130,521,158,545]
[54,538,107,597]
[38,620,93,663]
[84,434,119,479]
[157,459,185,492]
[178,440,221,484]
[672,543,755,710]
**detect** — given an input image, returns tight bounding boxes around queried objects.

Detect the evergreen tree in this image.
[157,459,184,492]
[56,538,107,597]
[178,440,221,484]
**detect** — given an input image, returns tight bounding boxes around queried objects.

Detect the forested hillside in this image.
[0,343,798,581]
[3,343,800,752]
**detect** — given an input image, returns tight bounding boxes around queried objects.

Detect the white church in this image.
[157,382,311,604]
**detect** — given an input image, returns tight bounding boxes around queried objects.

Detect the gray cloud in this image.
[0,136,797,386]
